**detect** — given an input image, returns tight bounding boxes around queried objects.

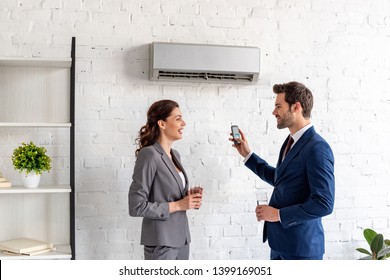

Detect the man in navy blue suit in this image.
[231,81,335,260]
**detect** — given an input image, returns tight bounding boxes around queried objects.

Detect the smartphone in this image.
[231,125,241,145]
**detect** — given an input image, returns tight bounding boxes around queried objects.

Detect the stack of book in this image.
[0,174,11,188]
[0,238,56,256]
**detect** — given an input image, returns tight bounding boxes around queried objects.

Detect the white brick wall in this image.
[1,0,390,260]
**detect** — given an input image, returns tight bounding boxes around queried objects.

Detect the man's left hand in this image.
[255,205,280,222]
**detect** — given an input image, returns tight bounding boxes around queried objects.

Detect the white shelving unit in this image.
[0,185,71,194]
[0,38,76,260]
[0,123,72,127]
[0,245,71,260]
[0,58,71,68]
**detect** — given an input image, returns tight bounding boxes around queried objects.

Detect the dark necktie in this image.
[283,136,294,160]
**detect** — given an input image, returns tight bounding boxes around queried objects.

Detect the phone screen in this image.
[231,125,240,144]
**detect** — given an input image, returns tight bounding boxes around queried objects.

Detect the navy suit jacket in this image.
[245,126,335,257]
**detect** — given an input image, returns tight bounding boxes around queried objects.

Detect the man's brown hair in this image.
[273,81,313,118]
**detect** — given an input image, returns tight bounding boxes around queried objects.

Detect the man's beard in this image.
[277,111,293,129]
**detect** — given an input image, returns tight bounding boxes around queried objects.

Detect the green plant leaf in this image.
[378,247,390,259]
[370,234,384,259]
[363,228,377,245]
[356,248,371,255]
[357,229,390,260]
[359,256,373,260]
[12,141,51,174]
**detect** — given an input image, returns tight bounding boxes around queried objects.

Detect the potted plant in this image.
[12,141,51,188]
[356,228,390,260]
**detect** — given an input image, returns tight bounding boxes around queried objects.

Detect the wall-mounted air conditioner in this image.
[149,42,260,84]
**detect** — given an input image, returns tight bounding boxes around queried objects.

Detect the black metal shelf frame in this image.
[70,37,76,260]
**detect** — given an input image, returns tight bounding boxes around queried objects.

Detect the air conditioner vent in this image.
[157,71,254,82]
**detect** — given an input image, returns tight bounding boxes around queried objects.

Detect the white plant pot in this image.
[21,172,41,188]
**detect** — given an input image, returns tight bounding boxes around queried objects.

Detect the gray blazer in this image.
[128,142,191,247]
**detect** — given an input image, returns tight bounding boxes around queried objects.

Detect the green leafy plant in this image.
[356,228,390,260]
[12,142,51,175]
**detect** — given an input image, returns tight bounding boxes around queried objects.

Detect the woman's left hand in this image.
[169,192,202,212]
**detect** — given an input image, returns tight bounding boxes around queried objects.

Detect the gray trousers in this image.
[144,244,190,260]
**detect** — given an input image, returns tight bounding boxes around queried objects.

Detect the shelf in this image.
[0,244,71,260]
[0,122,72,127]
[0,57,72,68]
[0,65,71,123]
[0,185,71,194]
[0,37,76,259]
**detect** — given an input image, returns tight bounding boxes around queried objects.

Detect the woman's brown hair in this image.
[135,99,179,156]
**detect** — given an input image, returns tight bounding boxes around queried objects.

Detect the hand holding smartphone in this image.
[231,125,241,145]
[230,125,251,159]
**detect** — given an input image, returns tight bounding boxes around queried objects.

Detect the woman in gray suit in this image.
[128,99,203,260]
